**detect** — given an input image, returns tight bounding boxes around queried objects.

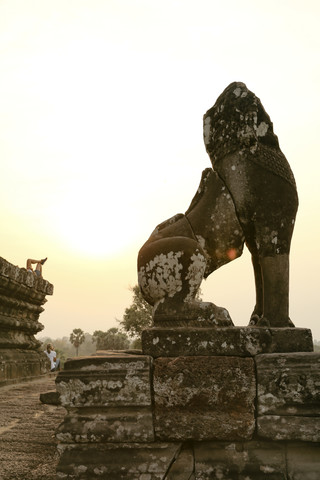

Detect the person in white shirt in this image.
[44,343,60,372]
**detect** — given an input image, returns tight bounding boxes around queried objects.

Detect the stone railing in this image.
[0,257,53,384]
[55,327,320,479]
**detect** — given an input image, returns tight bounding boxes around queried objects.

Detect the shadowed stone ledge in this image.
[56,442,182,480]
[141,326,313,358]
[194,441,320,480]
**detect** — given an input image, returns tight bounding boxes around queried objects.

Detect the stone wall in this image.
[0,257,53,385]
[55,328,320,479]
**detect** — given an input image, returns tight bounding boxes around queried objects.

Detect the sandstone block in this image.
[56,407,154,443]
[56,442,181,480]
[0,349,50,386]
[256,353,320,416]
[142,327,313,358]
[153,356,255,441]
[256,353,320,442]
[39,390,61,405]
[287,443,320,480]
[56,354,153,407]
[258,416,320,442]
[194,441,286,480]
[56,354,155,444]
[165,445,194,479]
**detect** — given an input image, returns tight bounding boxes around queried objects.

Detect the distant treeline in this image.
[38,327,139,366]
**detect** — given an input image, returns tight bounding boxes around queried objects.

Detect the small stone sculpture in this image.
[138,82,298,328]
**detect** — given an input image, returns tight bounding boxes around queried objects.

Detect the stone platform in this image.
[55,333,320,479]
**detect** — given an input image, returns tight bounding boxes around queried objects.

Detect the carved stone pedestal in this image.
[0,257,53,384]
[55,337,320,479]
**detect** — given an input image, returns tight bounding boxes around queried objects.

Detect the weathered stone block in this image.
[256,353,320,416]
[153,356,255,441]
[142,327,313,358]
[165,444,194,479]
[56,354,155,444]
[56,442,182,480]
[194,441,287,480]
[39,390,61,405]
[56,354,153,407]
[287,443,320,480]
[256,353,320,442]
[56,407,154,443]
[258,416,320,442]
[0,349,50,386]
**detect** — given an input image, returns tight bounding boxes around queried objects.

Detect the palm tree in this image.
[69,328,85,356]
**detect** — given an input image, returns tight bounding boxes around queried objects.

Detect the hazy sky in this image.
[1,0,320,340]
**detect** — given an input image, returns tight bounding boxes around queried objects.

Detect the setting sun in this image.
[48,177,140,257]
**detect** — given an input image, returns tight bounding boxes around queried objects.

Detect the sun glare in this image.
[51,180,138,258]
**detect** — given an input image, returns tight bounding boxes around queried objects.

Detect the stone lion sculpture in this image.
[138,82,298,328]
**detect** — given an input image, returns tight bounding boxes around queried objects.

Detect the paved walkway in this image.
[0,376,66,480]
